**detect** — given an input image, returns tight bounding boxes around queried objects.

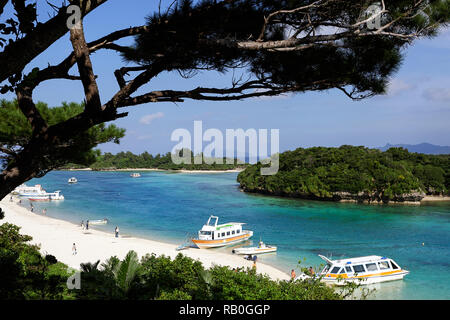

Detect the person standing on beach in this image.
[115,226,119,238]
[30,204,34,213]
[252,255,257,270]
[86,220,89,230]
[81,220,85,230]
[42,208,47,215]
[291,269,296,280]
[72,243,77,255]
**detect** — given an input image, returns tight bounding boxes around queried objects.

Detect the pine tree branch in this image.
[69,18,102,114]
[0,0,109,84]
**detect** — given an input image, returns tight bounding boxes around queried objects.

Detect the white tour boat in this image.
[130,173,141,178]
[232,240,277,255]
[28,190,65,201]
[192,215,253,249]
[68,177,78,184]
[15,184,45,196]
[297,255,409,285]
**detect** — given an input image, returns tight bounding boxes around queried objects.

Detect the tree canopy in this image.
[237,146,450,202]
[60,149,246,171]
[0,99,125,175]
[0,0,449,199]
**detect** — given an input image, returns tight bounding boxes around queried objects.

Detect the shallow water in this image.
[24,171,450,300]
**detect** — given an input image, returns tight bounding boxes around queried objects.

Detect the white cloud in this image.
[423,87,450,103]
[387,79,414,96]
[137,134,153,140]
[139,112,164,125]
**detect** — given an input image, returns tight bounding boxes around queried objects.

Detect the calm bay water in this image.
[25,170,450,300]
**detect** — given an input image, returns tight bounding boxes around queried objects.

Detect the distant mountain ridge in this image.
[377,143,450,155]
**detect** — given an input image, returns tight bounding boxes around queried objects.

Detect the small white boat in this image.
[89,218,108,225]
[130,173,141,178]
[49,191,65,200]
[192,215,253,249]
[68,177,78,184]
[232,240,277,255]
[296,255,409,286]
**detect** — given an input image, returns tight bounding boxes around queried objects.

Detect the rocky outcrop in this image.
[240,186,426,204]
[331,190,425,204]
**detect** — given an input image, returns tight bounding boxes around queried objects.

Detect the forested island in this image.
[60,151,246,171]
[237,146,450,204]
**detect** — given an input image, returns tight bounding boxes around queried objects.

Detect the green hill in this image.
[237,146,449,203]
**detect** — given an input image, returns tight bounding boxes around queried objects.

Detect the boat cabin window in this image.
[390,261,399,270]
[237,230,240,234]
[216,233,220,238]
[330,267,341,274]
[221,232,225,237]
[227,231,230,236]
[345,266,353,273]
[339,268,346,274]
[378,261,390,270]
[353,265,365,273]
[232,230,235,235]
[365,263,378,272]
[200,231,212,236]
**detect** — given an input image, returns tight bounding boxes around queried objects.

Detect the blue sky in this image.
[3,0,450,155]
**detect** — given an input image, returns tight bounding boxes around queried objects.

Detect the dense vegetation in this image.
[0,223,74,299]
[238,146,450,203]
[0,221,345,300]
[0,99,125,172]
[61,150,246,171]
[75,251,343,300]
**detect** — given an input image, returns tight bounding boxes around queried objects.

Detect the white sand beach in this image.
[421,196,450,202]
[0,197,290,281]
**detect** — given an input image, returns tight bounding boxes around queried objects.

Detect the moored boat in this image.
[89,218,108,225]
[297,255,409,285]
[232,240,277,255]
[28,190,64,201]
[68,177,78,183]
[15,184,45,196]
[192,215,253,249]
[130,173,141,178]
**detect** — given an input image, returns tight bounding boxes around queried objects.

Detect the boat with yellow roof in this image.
[191,215,253,249]
[297,254,409,285]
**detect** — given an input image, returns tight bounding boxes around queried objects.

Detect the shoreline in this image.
[240,188,450,205]
[0,197,290,282]
[421,196,450,202]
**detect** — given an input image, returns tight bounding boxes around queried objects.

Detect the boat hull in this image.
[321,270,410,286]
[27,194,64,201]
[89,220,108,225]
[29,197,50,202]
[232,246,277,255]
[192,231,253,249]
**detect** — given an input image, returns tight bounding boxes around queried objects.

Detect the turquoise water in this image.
[23,171,450,300]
